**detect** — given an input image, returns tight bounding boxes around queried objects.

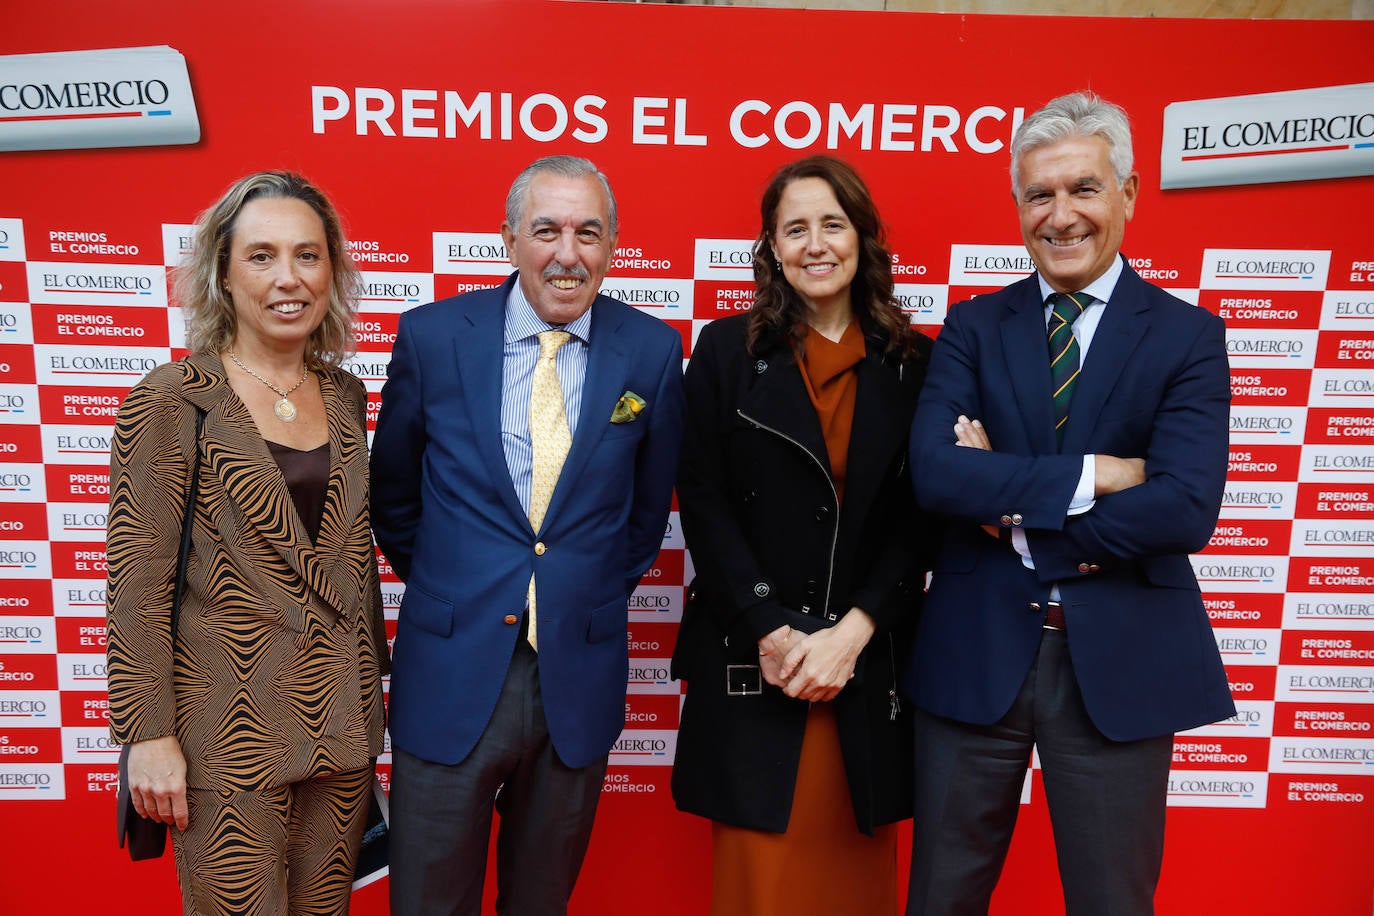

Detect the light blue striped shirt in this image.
[501,278,592,517]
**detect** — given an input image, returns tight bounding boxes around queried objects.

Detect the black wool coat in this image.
[670,313,932,834]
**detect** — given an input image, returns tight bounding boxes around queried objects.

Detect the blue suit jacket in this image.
[906,264,1236,741]
[371,274,685,769]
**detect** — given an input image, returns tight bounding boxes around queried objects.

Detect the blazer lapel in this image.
[453,282,530,530]
[308,370,367,618]
[181,352,348,625]
[182,354,299,565]
[1000,281,1058,455]
[1060,273,1148,455]
[538,296,627,532]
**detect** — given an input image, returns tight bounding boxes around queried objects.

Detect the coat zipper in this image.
[887,633,901,721]
[737,408,840,621]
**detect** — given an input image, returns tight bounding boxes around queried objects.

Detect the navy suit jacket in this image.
[372,274,684,769]
[906,263,1236,742]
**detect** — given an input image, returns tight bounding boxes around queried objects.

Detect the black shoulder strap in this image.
[169,409,204,647]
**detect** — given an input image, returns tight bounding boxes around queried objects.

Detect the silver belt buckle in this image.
[726,664,762,696]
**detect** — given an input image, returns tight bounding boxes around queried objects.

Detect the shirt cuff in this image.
[1068,455,1096,515]
[1011,527,1032,568]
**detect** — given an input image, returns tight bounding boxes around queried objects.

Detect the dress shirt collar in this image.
[1035,252,1126,308]
[505,272,594,345]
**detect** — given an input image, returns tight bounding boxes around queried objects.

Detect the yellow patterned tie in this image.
[526,330,572,651]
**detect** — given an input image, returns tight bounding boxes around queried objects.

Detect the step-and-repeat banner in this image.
[2,2,1372,913]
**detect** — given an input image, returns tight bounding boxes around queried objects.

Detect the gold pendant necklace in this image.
[226,351,309,422]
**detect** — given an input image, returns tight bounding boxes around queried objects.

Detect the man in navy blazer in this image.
[904,93,1234,915]
[372,155,684,915]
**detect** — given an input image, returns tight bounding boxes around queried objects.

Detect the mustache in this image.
[542,262,591,282]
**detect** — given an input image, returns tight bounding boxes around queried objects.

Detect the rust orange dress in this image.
[709,321,900,916]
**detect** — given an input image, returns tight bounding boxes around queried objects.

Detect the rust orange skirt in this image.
[710,702,899,916]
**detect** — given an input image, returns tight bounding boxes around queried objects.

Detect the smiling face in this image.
[1016,134,1138,294]
[501,172,616,325]
[223,196,333,358]
[771,176,859,319]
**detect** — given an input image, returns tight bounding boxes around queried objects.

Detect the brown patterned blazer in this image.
[106,350,388,792]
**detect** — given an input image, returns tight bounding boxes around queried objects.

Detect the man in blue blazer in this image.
[905,93,1234,915]
[372,155,684,916]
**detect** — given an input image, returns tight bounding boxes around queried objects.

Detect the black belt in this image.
[1030,600,1066,631]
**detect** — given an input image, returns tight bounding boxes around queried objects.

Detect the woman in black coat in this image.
[671,156,931,915]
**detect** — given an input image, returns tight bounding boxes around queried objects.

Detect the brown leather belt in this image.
[1030,600,1066,631]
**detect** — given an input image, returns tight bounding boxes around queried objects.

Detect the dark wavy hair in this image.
[747,155,917,359]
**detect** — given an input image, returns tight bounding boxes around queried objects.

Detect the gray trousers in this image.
[907,629,1173,916]
[389,635,608,916]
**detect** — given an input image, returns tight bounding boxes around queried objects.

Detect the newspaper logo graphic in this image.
[0,46,200,152]
[1161,83,1374,189]
[948,244,1035,288]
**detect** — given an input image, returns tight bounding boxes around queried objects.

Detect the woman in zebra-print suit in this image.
[106,171,389,915]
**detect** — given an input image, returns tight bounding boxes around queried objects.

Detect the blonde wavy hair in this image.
[176,171,360,368]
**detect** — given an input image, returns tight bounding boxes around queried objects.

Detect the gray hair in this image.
[176,170,360,368]
[1010,92,1134,196]
[504,155,618,236]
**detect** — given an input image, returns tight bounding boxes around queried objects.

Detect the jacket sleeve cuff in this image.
[732,599,791,646]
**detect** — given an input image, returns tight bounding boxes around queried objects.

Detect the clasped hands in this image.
[756,608,876,702]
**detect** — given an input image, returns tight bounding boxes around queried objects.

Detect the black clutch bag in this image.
[116,742,169,859]
[351,774,391,889]
[114,407,202,861]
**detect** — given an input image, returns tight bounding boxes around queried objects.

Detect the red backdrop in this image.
[2,2,1372,913]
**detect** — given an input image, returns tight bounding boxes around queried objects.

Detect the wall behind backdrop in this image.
[2,2,1372,914]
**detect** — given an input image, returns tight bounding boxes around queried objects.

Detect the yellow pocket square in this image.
[610,391,647,424]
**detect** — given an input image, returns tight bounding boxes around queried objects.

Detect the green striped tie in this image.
[1048,292,1089,447]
